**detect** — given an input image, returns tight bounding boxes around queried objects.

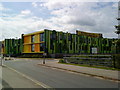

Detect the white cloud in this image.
[42,2,118,38]
[0,14,60,40]
[32,2,38,7]
[21,10,32,15]
[0,0,119,2]
[0,3,11,11]
[0,2,118,41]
[112,3,118,8]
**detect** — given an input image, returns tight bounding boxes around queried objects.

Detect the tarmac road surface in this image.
[3,58,119,88]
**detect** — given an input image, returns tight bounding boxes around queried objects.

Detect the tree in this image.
[115,2,120,38]
[115,24,120,34]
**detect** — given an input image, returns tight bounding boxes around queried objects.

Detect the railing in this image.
[63,55,115,68]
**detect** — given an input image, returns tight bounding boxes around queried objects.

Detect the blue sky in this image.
[0,1,118,40]
[2,2,53,19]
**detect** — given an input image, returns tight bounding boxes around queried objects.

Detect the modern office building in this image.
[22,29,117,57]
[1,29,118,57]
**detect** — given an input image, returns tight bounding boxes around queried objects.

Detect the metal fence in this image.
[63,55,116,68]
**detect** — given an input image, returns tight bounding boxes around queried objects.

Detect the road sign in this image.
[92,47,97,54]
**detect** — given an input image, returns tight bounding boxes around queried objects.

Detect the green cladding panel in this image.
[4,39,22,56]
[44,29,115,55]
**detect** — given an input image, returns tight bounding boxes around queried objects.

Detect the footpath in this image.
[1,65,43,88]
[38,60,119,81]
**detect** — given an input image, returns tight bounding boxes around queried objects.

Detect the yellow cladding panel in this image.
[23,30,44,36]
[24,36,31,44]
[23,30,45,53]
[35,44,40,52]
[24,45,31,53]
[76,30,102,38]
[34,34,40,43]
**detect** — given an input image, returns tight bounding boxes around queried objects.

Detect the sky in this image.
[0,0,119,40]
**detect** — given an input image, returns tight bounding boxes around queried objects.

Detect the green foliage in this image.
[20,54,43,58]
[115,24,120,34]
[112,54,120,69]
[59,59,65,63]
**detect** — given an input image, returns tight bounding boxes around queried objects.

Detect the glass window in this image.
[53,33,56,39]
[88,38,91,44]
[31,35,35,43]
[70,44,72,50]
[60,34,63,40]
[40,43,44,51]
[40,33,44,41]
[50,40,54,50]
[31,44,35,52]
[68,35,72,41]
[50,34,53,39]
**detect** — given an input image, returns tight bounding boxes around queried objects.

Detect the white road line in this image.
[4,65,54,89]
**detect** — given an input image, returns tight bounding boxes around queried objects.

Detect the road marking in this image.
[4,65,54,89]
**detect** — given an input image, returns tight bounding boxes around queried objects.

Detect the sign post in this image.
[43,53,47,64]
[0,54,3,66]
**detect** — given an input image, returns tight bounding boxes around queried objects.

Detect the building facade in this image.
[22,29,118,57]
[23,30,45,54]
[1,29,118,57]
[1,39,23,56]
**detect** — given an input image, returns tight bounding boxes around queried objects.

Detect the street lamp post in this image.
[0,42,3,66]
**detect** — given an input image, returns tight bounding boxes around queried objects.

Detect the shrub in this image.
[59,59,65,63]
[112,54,120,69]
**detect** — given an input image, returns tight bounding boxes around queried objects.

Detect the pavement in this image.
[2,65,43,88]
[38,59,120,81]
[0,66,2,90]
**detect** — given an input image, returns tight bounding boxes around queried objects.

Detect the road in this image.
[3,58,119,88]
[2,66,43,88]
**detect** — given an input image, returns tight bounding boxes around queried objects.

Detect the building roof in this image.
[23,30,44,36]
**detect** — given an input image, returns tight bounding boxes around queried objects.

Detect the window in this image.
[68,35,72,41]
[50,34,53,39]
[40,43,44,51]
[40,33,44,41]
[80,36,83,43]
[70,43,72,50]
[88,38,91,44]
[60,34,63,40]
[63,34,66,40]
[53,33,56,40]
[103,39,107,44]
[109,40,112,46]
[31,44,35,52]
[31,35,35,43]
[76,37,78,42]
[50,40,54,50]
